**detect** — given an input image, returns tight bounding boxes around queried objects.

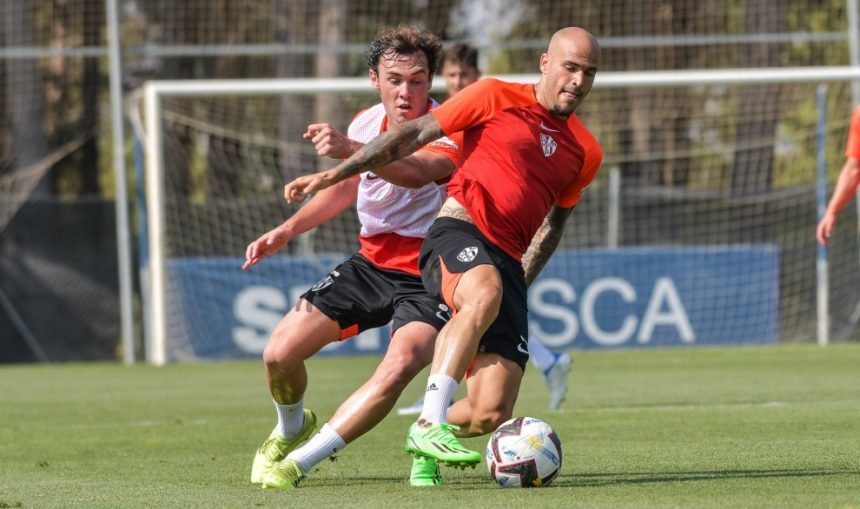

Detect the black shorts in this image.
[419,217,529,370]
[301,254,451,339]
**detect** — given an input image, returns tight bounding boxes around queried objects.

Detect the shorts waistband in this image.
[433,216,485,238]
[432,217,518,266]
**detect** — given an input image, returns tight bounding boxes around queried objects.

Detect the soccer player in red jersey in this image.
[396,42,573,417]
[243,26,463,489]
[284,27,603,466]
[817,105,860,246]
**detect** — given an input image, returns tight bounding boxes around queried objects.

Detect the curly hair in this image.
[364,25,443,75]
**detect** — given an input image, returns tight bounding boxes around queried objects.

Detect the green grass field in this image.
[1,344,859,508]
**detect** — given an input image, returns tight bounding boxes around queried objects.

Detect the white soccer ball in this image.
[485,416,562,488]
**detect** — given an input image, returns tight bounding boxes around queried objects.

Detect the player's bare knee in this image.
[472,407,511,435]
[461,285,502,324]
[262,334,302,370]
[375,349,424,392]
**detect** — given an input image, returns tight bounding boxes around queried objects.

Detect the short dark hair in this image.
[364,26,443,75]
[441,43,479,71]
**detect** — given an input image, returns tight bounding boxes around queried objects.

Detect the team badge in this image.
[457,246,478,262]
[310,270,339,292]
[540,133,558,157]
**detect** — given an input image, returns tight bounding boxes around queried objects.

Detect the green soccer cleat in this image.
[404,422,481,468]
[409,455,442,487]
[250,409,317,484]
[261,458,306,490]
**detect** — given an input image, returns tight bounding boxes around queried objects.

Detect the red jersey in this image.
[431,78,603,260]
[846,105,860,159]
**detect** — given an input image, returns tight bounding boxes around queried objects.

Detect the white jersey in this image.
[348,102,457,238]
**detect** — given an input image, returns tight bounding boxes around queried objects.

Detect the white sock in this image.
[287,423,347,472]
[528,335,558,374]
[418,374,458,424]
[274,398,305,438]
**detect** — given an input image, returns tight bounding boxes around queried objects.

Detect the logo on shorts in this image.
[310,271,338,292]
[540,133,558,157]
[457,246,478,262]
[436,304,451,323]
[516,335,529,355]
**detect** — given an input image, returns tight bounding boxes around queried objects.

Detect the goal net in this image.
[139,69,860,364]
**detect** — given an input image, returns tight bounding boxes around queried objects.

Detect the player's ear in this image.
[369,68,380,90]
[539,53,549,75]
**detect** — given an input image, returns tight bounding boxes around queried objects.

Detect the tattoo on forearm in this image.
[333,116,442,182]
[523,206,574,286]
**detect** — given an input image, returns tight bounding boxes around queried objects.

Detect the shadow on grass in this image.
[300,468,860,491]
[552,468,860,488]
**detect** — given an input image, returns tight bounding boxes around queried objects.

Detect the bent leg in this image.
[327,321,436,443]
[430,264,502,381]
[448,352,523,438]
[252,299,341,484]
[263,298,342,404]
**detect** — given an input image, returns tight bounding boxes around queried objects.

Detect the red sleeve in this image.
[557,122,603,208]
[420,131,463,166]
[431,78,535,136]
[846,105,860,159]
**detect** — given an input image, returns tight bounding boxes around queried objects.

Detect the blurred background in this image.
[3,0,860,364]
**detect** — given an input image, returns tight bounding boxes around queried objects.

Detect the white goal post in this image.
[141,66,860,365]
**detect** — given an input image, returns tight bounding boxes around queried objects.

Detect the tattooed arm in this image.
[284,114,445,203]
[522,205,575,286]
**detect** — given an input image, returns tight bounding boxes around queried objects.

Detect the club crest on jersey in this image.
[540,133,558,157]
[457,246,478,262]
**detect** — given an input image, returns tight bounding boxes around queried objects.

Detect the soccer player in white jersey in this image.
[243,26,463,490]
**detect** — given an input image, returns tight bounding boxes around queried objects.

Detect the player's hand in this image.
[303,123,359,159]
[242,225,291,270]
[816,215,836,247]
[283,170,338,203]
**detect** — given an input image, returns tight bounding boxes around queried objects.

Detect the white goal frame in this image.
[142,66,860,365]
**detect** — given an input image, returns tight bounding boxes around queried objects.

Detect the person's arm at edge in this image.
[817,157,860,246]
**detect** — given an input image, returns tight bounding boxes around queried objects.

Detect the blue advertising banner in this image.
[163,246,779,360]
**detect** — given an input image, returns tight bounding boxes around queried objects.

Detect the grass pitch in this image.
[1,344,859,508]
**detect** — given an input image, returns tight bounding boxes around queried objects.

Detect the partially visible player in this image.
[396,42,572,417]
[243,25,462,490]
[817,105,860,246]
[283,27,603,467]
[438,42,482,95]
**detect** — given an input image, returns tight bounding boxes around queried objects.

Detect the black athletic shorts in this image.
[418,217,529,370]
[301,253,451,340]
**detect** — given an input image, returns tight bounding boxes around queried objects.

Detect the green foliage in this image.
[1,344,859,508]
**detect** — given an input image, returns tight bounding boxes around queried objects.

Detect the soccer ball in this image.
[485,416,562,488]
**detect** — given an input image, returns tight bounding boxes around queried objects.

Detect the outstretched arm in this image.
[284,114,445,202]
[243,178,358,269]
[522,205,575,286]
[304,122,454,188]
[373,151,455,188]
[817,157,860,246]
